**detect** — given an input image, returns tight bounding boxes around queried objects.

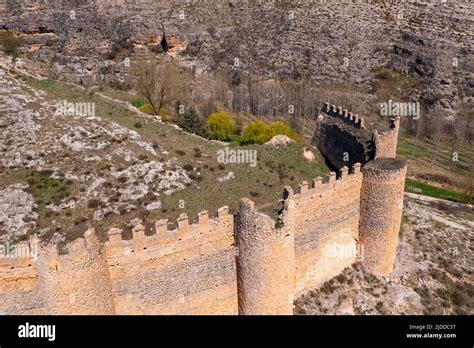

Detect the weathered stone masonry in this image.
[359,158,407,276]
[235,198,295,315]
[313,103,401,168]
[0,104,406,315]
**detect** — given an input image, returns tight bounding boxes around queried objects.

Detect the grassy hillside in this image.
[4,74,331,241]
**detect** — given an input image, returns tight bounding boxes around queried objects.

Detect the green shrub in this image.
[138,103,155,115]
[241,120,272,144]
[25,170,72,206]
[174,102,209,138]
[270,121,297,140]
[132,100,146,108]
[207,112,236,141]
[228,134,244,146]
[241,120,297,144]
[158,107,171,122]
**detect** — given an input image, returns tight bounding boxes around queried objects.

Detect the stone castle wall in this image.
[105,207,237,315]
[283,165,363,296]
[313,103,400,169]
[0,239,44,314]
[0,163,374,315]
[0,104,406,315]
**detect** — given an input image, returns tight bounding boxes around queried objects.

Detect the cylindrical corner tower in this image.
[37,228,115,314]
[359,158,407,276]
[235,198,295,315]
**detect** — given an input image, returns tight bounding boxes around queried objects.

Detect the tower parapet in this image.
[359,158,407,275]
[323,102,366,129]
[315,103,402,170]
[373,117,400,159]
[314,103,374,169]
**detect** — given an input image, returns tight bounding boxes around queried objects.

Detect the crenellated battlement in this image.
[287,163,362,202]
[105,206,233,259]
[314,103,400,169]
[323,102,366,129]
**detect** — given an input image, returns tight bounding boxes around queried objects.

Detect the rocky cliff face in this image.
[1,0,472,111]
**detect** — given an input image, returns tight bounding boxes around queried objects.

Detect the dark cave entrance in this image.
[161,34,169,53]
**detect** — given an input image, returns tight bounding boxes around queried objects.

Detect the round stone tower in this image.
[359,158,407,276]
[37,228,115,314]
[235,198,295,315]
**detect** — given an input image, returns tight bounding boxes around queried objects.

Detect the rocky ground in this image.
[0,63,191,244]
[294,194,473,315]
[0,60,330,245]
[1,1,472,115]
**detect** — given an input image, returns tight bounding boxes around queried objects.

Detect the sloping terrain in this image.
[295,194,474,315]
[0,63,329,245]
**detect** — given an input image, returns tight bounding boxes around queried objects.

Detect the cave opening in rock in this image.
[161,34,169,53]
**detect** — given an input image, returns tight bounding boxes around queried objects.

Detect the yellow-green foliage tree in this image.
[207,112,236,140]
[242,120,297,144]
[138,103,155,115]
[270,121,297,140]
[241,120,272,144]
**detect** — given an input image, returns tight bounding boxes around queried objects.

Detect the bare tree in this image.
[133,57,191,115]
[411,116,422,160]
[429,106,444,163]
[450,110,469,172]
[135,58,159,114]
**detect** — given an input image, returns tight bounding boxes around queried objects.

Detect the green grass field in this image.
[405,179,473,204]
[398,135,473,198]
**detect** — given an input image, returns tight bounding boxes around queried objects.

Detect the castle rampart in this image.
[313,102,400,170]
[283,164,363,295]
[0,104,406,315]
[104,207,237,314]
